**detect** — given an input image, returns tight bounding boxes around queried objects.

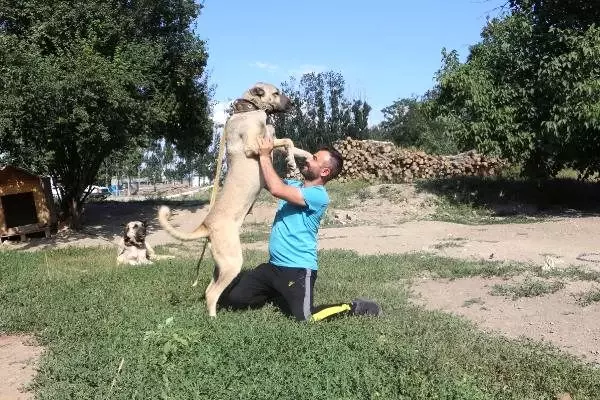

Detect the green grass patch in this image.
[575,288,600,307]
[325,179,372,208]
[490,278,566,299]
[535,266,600,283]
[0,249,598,399]
[430,196,540,225]
[432,238,467,250]
[240,224,271,243]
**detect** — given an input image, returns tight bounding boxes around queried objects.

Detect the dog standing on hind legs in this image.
[158,82,312,317]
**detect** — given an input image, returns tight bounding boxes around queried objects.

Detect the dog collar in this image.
[124,237,145,249]
[232,99,261,114]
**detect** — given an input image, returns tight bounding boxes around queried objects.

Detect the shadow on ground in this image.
[416,176,600,218]
[3,199,209,251]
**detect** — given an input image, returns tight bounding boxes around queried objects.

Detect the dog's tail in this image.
[158,206,210,240]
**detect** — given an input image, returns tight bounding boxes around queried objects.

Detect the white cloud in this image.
[250,61,279,72]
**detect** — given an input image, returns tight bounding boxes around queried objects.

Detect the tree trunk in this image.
[68,197,84,230]
[59,194,84,230]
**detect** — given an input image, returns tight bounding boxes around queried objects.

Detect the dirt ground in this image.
[411,277,600,363]
[2,183,600,397]
[0,336,43,400]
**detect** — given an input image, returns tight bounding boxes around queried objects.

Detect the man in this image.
[219,136,381,321]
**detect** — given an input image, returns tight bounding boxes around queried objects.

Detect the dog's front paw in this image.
[286,155,298,170]
[285,155,302,179]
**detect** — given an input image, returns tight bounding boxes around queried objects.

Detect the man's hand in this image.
[258,136,274,157]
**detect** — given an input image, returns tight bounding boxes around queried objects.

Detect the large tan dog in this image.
[158,82,310,317]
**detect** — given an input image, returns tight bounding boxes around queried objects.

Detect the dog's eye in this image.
[273,92,279,96]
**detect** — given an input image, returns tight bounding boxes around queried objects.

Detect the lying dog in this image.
[158,82,311,316]
[117,220,173,265]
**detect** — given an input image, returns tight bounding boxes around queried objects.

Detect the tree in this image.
[96,144,144,191]
[143,140,166,190]
[434,2,600,177]
[376,49,460,155]
[273,72,372,153]
[0,0,212,227]
[377,94,458,155]
[509,0,600,30]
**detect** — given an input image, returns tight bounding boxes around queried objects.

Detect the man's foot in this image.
[350,298,382,317]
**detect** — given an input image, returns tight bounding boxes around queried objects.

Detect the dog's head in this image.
[242,82,292,114]
[123,220,147,247]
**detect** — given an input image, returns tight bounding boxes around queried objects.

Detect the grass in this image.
[575,288,600,307]
[239,224,271,243]
[430,196,540,225]
[432,238,467,250]
[490,278,566,299]
[1,248,599,399]
[325,180,372,208]
[355,184,412,205]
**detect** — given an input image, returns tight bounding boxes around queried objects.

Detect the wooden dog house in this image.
[0,165,56,241]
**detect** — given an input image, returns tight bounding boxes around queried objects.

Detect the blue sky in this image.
[196,0,508,125]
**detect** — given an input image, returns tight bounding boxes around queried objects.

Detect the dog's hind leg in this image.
[205,263,241,317]
[204,231,243,317]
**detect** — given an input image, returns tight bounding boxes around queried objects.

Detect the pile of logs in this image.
[332,137,506,183]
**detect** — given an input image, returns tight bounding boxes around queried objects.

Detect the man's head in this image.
[301,146,343,184]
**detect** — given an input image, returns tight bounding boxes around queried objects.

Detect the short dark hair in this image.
[319,146,343,182]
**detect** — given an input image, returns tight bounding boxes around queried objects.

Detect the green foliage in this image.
[509,0,600,29]
[96,145,144,186]
[0,0,212,226]
[1,248,600,398]
[378,93,459,154]
[433,3,600,178]
[273,72,372,152]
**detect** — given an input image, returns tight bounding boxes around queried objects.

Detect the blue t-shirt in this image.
[268,179,329,270]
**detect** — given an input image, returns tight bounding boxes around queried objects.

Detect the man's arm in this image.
[258,137,306,207]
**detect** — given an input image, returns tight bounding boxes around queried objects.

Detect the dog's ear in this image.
[249,86,265,97]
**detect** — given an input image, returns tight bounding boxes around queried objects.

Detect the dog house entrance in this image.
[1,192,38,228]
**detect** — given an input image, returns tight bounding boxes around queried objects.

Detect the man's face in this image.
[301,150,331,181]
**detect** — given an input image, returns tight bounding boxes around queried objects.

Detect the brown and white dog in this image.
[117,220,173,265]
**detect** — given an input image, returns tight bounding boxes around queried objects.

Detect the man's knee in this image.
[222,285,270,310]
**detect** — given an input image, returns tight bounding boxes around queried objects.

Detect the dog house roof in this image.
[0,165,42,179]
[0,166,48,187]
